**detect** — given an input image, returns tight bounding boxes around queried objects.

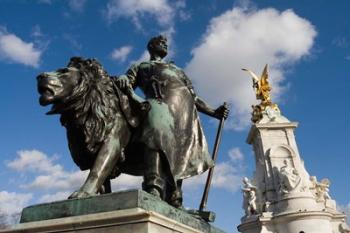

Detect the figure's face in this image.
[151,39,168,58]
[243,177,248,184]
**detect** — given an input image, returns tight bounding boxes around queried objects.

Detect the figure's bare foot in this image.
[68,190,94,199]
[169,190,183,208]
[146,187,162,200]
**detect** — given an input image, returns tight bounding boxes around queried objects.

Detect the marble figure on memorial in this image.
[310,176,331,202]
[242,177,258,217]
[278,159,302,194]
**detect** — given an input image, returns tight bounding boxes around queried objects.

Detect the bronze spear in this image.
[199,102,228,211]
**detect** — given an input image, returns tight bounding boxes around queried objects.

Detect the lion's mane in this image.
[58,57,120,158]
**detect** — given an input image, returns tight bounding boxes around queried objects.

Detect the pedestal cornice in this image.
[246,122,299,144]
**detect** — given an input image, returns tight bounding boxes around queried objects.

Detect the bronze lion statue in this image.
[37,57,148,199]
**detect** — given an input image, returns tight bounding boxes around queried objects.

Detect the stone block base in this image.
[4,208,206,233]
[237,210,348,233]
[0,190,224,233]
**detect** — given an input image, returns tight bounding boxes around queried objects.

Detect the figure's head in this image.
[147,35,168,59]
[310,176,317,182]
[243,177,249,184]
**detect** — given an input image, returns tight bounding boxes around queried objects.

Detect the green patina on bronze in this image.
[145,99,174,132]
[20,190,225,233]
[36,36,229,212]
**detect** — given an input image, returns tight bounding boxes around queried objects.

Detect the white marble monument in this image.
[238,65,349,233]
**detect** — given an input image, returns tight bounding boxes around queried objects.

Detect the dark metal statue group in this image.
[37,35,229,217]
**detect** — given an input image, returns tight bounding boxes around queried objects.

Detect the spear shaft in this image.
[199,102,227,211]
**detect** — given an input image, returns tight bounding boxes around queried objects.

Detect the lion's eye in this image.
[57,68,69,73]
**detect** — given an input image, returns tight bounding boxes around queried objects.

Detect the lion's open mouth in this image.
[38,81,56,106]
[38,85,55,97]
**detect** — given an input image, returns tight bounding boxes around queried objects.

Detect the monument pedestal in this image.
[1,190,224,233]
[6,208,207,233]
[237,113,349,233]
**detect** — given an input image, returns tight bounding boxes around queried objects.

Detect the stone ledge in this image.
[3,189,224,233]
[3,208,205,233]
[246,121,298,144]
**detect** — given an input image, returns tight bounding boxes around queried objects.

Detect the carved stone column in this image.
[237,112,349,233]
[238,65,348,233]
[247,119,316,214]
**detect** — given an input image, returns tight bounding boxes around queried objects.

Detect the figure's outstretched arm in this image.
[182,73,229,119]
[116,63,139,90]
[192,90,229,120]
[194,96,215,117]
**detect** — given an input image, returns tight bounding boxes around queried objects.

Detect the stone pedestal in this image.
[237,113,349,233]
[0,190,224,233]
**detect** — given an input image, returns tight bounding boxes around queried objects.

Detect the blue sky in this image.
[0,0,349,232]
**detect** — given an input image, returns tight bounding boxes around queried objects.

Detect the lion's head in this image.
[37,57,120,157]
[37,66,81,107]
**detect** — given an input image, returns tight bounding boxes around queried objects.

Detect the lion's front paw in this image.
[68,190,92,199]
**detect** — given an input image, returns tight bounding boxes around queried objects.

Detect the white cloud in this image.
[332,36,348,48]
[105,0,174,29]
[160,26,175,59]
[174,0,185,8]
[183,148,246,193]
[185,5,316,130]
[7,150,62,175]
[174,0,190,21]
[31,25,43,38]
[131,50,150,64]
[0,28,42,67]
[5,147,244,211]
[30,25,50,52]
[211,162,242,192]
[21,174,141,203]
[37,0,86,11]
[5,150,142,205]
[6,150,140,195]
[38,191,71,203]
[23,170,88,191]
[105,0,181,62]
[183,162,243,193]
[37,0,52,4]
[68,0,87,12]
[111,45,133,62]
[0,191,32,218]
[111,174,143,191]
[228,147,244,161]
[7,150,88,191]
[179,10,191,21]
[63,33,82,51]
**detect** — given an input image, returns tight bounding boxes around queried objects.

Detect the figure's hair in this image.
[147,35,167,53]
[62,57,118,154]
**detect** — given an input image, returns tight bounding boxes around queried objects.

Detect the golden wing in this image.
[260,64,269,87]
[242,68,260,84]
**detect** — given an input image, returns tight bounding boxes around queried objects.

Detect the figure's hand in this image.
[214,103,230,120]
[116,75,131,90]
